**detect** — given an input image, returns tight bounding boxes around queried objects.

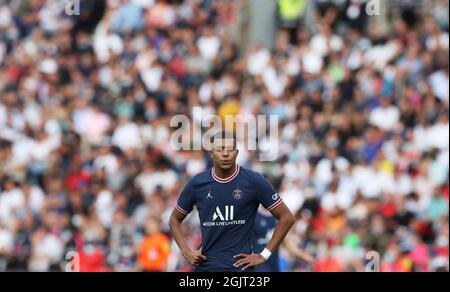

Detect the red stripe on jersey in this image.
[267,198,283,211]
[176,205,188,215]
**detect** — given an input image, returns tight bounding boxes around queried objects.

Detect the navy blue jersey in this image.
[176,165,283,272]
[252,212,279,272]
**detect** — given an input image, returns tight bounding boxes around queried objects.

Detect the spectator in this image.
[137,216,170,272]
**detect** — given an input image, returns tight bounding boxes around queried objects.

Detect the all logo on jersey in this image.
[203,205,246,227]
[213,205,234,221]
[272,193,279,201]
[232,189,243,200]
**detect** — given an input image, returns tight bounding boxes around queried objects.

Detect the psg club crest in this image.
[232,189,243,200]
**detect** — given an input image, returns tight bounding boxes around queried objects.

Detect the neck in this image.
[213,163,237,179]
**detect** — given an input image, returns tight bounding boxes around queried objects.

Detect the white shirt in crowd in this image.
[185,158,207,178]
[428,121,449,150]
[281,186,305,215]
[310,33,343,57]
[247,48,270,76]
[301,49,323,75]
[321,189,353,212]
[315,156,349,186]
[415,121,450,151]
[93,20,124,64]
[283,160,311,184]
[429,70,449,102]
[352,165,381,198]
[0,103,6,127]
[426,32,450,51]
[0,228,13,254]
[28,233,64,272]
[95,189,115,227]
[0,188,25,226]
[112,122,143,150]
[38,0,62,33]
[369,105,400,131]
[94,154,119,176]
[364,41,401,71]
[197,35,221,61]
[84,111,111,143]
[0,5,12,29]
[140,66,163,92]
[262,67,288,98]
[0,186,45,226]
[135,168,178,196]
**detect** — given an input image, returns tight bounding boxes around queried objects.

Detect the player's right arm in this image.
[169,180,207,267]
[169,209,206,266]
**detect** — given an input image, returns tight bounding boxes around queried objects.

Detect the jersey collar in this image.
[212,164,240,183]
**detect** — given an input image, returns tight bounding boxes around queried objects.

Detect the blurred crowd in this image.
[0,0,448,272]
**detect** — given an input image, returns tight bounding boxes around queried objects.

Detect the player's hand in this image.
[182,249,207,266]
[233,253,266,270]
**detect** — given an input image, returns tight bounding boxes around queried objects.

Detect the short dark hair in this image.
[210,130,237,147]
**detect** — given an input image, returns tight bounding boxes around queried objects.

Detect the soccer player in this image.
[169,131,295,272]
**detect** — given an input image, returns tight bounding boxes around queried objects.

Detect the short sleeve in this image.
[254,173,283,211]
[176,180,196,215]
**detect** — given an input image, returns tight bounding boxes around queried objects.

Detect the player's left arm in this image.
[234,202,295,270]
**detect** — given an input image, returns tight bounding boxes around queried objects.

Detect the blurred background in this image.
[0,0,448,272]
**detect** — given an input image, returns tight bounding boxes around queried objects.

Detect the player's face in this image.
[211,138,238,170]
